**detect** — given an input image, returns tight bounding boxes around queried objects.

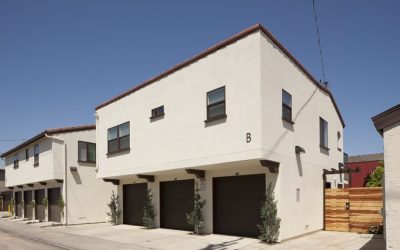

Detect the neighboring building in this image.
[0,125,115,224]
[346,153,384,187]
[0,169,12,212]
[95,23,345,240]
[372,104,400,250]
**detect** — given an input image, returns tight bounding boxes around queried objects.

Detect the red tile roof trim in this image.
[95,23,345,127]
[0,125,95,158]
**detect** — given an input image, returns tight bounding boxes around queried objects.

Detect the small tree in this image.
[11,198,15,217]
[367,162,384,187]
[143,189,155,229]
[186,181,206,235]
[258,183,281,243]
[106,191,121,226]
[42,197,48,208]
[58,196,65,220]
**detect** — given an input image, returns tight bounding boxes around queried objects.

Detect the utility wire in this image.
[312,0,327,85]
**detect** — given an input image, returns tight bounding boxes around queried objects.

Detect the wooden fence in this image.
[324,187,383,233]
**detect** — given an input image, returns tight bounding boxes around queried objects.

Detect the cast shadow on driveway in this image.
[359,235,385,250]
[199,237,244,250]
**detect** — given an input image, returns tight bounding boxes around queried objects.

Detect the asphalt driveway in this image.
[0,218,385,250]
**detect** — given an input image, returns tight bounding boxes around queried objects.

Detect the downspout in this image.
[45,134,67,225]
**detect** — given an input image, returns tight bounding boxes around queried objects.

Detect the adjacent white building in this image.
[372,104,400,249]
[0,125,115,224]
[95,23,345,240]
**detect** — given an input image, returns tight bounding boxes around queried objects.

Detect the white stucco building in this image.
[0,125,115,225]
[95,24,345,240]
[373,104,400,249]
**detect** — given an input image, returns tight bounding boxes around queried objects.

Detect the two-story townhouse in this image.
[0,169,12,212]
[0,125,115,224]
[95,23,345,240]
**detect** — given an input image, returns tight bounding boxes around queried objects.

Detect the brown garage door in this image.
[160,179,194,231]
[2,192,12,211]
[15,191,23,217]
[35,189,45,221]
[48,188,61,222]
[213,174,265,238]
[24,190,33,219]
[123,183,147,225]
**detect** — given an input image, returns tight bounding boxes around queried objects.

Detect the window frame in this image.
[33,144,39,166]
[150,105,165,120]
[282,89,294,123]
[319,117,329,150]
[13,154,19,169]
[78,141,96,163]
[107,122,130,154]
[205,86,226,122]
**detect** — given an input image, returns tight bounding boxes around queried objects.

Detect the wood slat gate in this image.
[325,187,383,233]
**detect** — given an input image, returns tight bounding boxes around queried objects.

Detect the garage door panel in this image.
[24,190,33,219]
[48,188,61,222]
[35,189,45,221]
[2,192,12,211]
[123,183,147,226]
[213,174,265,238]
[160,179,194,231]
[15,191,23,217]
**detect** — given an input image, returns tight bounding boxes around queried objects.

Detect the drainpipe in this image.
[45,134,67,225]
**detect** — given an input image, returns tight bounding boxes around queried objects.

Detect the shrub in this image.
[106,191,121,226]
[258,183,281,243]
[368,224,383,234]
[186,181,206,235]
[143,189,155,229]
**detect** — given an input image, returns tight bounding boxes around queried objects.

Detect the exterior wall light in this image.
[295,146,306,154]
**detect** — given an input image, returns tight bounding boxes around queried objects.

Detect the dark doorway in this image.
[24,190,33,219]
[48,188,61,222]
[123,183,147,225]
[35,189,45,221]
[213,174,265,238]
[160,179,194,231]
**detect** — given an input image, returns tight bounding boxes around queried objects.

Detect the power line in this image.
[312,0,327,85]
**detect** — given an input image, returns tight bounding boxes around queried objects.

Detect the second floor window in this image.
[13,154,19,169]
[108,122,130,154]
[34,144,39,166]
[206,86,226,121]
[78,141,96,163]
[150,105,165,119]
[282,90,292,122]
[25,148,29,161]
[320,118,329,149]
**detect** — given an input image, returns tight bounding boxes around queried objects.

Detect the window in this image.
[34,144,39,166]
[13,154,19,169]
[320,118,329,149]
[206,86,226,121]
[78,141,96,163]
[108,122,130,154]
[150,105,164,120]
[25,148,29,161]
[282,90,293,122]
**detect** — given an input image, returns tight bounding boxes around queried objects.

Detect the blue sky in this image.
[1,1,399,167]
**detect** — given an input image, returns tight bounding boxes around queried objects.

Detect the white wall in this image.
[56,130,116,225]
[259,33,344,239]
[383,122,400,249]
[3,130,115,224]
[96,29,344,240]
[4,138,63,187]
[96,31,263,179]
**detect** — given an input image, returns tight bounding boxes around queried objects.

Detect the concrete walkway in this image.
[0,218,385,250]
